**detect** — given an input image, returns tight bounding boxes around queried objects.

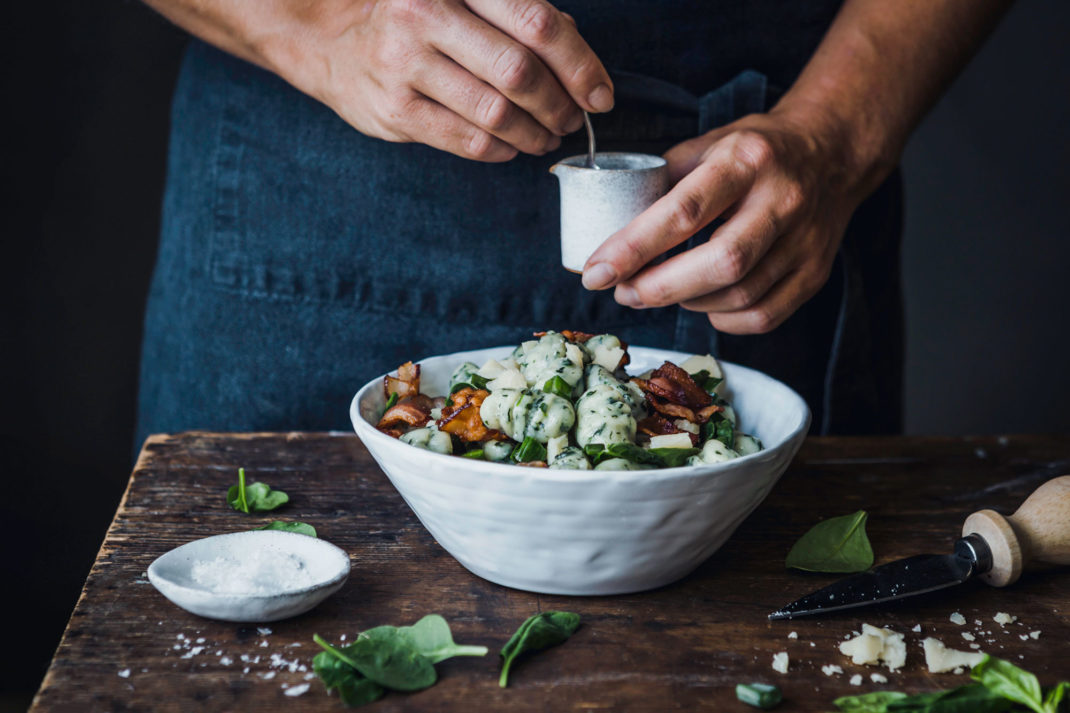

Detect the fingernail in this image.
[616,286,644,308]
[582,262,616,290]
[564,112,584,134]
[588,84,614,113]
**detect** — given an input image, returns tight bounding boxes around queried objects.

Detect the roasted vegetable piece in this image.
[384,361,421,401]
[437,387,507,443]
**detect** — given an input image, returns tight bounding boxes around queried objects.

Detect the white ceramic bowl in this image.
[148,531,351,622]
[350,346,809,596]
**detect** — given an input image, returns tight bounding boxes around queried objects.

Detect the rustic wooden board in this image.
[31,433,1070,712]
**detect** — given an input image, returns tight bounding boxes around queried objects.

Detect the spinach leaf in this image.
[511,436,547,463]
[971,655,1053,713]
[394,614,488,664]
[542,375,572,399]
[647,447,700,468]
[470,374,489,390]
[312,650,385,707]
[227,468,290,513]
[499,611,580,688]
[702,414,734,447]
[314,632,437,692]
[736,682,782,709]
[889,683,1010,713]
[1044,682,1067,713]
[583,443,698,469]
[689,369,723,393]
[833,691,908,712]
[785,510,874,573]
[256,520,317,537]
[461,449,485,460]
[384,392,399,410]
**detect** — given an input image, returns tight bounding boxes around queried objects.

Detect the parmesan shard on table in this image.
[921,637,985,673]
[839,624,906,671]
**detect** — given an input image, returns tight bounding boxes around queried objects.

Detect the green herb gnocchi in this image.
[376,331,762,469]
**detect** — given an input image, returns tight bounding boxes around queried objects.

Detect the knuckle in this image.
[494,46,538,93]
[712,242,749,284]
[780,179,806,215]
[747,305,781,334]
[514,2,560,45]
[636,280,672,307]
[731,129,775,171]
[384,0,435,24]
[476,92,514,131]
[669,191,706,235]
[465,129,499,160]
[725,282,760,310]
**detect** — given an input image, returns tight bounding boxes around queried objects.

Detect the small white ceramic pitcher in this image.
[550,152,669,273]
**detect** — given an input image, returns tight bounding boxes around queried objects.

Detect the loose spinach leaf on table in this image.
[889,683,1011,713]
[499,611,580,688]
[785,509,873,573]
[312,650,385,707]
[971,655,1068,713]
[256,520,316,537]
[834,691,908,712]
[227,467,289,513]
[316,630,436,692]
[394,614,488,664]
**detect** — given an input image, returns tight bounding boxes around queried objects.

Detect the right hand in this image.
[269,0,614,161]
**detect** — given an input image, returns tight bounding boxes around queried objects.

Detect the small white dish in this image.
[148,530,350,622]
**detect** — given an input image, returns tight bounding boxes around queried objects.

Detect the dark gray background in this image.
[3,0,1068,709]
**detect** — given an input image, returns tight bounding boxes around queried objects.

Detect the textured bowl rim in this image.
[350,345,810,484]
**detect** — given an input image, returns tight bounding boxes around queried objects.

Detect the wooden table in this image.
[31,433,1070,712]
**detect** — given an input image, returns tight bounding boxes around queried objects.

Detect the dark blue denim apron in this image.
[137,1,902,446]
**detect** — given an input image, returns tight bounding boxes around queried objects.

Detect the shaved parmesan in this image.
[949,612,966,625]
[822,665,844,676]
[922,637,985,673]
[648,433,695,449]
[993,612,1017,626]
[772,652,789,674]
[839,624,906,671]
[487,369,526,391]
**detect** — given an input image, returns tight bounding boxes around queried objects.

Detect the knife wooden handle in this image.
[962,475,1070,586]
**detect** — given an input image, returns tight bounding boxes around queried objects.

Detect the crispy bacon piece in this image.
[640,362,712,409]
[384,361,421,401]
[632,362,722,425]
[436,387,508,443]
[534,329,598,343]
[376,393,434,437]
[637,414,700,446]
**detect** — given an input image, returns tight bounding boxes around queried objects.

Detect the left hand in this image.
[580,108,885,334]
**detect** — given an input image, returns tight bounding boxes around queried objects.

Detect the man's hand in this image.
[143,0,613,161]
[580,109,871,334]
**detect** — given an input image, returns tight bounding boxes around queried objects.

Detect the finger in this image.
[676,239,797,313]
[397,93,518,162]
[466,0,614,113]
[611,200,785,308]
[412,53,561,155]
[431,7,583,136]
[706,269,813,335]
[581,152,756,290]
[663,131,725,183]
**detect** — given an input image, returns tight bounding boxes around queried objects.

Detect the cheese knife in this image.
[769,475,1070,620]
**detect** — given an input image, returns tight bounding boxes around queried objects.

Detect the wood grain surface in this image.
[30,433,1070,712]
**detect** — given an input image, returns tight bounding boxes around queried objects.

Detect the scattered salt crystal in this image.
[1029,630,1041,639]
[809,642,816,647]
[849,674,863,686]
[196,637,205,644]
[190,550,316,595]
[304,673,317,681]
[953,667,964,674]
[118,669,131,678]
[969,644,981,649]
[260,672,276,680]
[871,673,888,684]
[949,612,966,625]
[912,625,922,633]
[772,652,789,674]
[240,655,251,662]
[287,643,303,648]
[176,634,186,640]
[180,647,205,660]
[1020,635,1029,641]
[974,620,982,627]
[257,627,273,636]
[259,641,269,648]
[284,683,311,697]
[961,632,976,641]
[242,667,250,674]
[788,631,798,640]
[822,665,844,676]
[220,657,233,666]
[172,644,181,650]
[339,634,346,641]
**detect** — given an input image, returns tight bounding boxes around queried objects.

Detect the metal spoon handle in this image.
[583,111,598,169]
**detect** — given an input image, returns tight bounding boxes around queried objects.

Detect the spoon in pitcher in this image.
[583,112,599,169]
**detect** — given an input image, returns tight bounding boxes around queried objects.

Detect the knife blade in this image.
[768,535,989,620]
[769,475,1070,621]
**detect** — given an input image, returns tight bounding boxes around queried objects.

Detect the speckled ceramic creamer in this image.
[351,346,810,596]
[550,152,670,272]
